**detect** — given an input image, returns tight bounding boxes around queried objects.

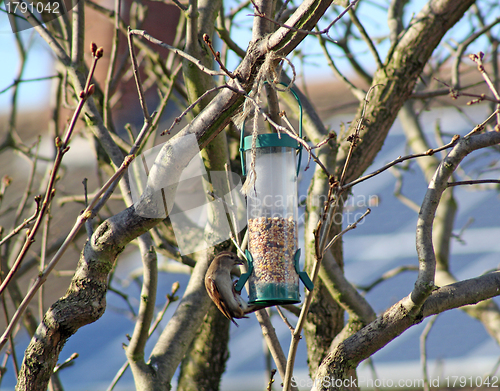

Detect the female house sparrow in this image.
[205,251,257,326]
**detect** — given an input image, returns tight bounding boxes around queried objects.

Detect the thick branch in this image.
[16,206,161,391]
[414,131,500,304]
[312,271,500,391]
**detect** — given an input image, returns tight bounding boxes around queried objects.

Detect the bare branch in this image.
[469,51,500,124]
[348,6,383,70]
[0,196,41,248]
[161,85,229,136]
[107,282,180,391]
[447,179,500,187]
[129,29,227,77]
[0,48,102,300]
[342,135,460,191]
[250,0,359,38]
[339,84,383,186]
[357,265,419,293]
[414,131,500,306]
[451,17,500,88]
[0,154,135,353]
[420,315,439,391]
[323,208,370,253]
[203,33,235,78]
[128,28,150,120]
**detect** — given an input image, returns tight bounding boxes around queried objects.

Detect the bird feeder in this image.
[235,84,313,305]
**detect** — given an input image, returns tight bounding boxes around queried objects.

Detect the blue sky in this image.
[0,13,54,112]
[0,1,498,114]
[0,0,425,113]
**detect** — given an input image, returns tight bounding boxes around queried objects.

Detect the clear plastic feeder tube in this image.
[244,134,300,304]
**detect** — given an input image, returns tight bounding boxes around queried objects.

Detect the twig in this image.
[103,0,122,129]
[250,0,359,38]
[161,85,228,136]
[0,75,60,95]
[0,45,102,299]
[276,306,294,332]
[357,265,419,292]
[0,153,135,353]
[254,309,294,390]
[323,208,370,253]
[0,196,41,247]
[203,34,235,78]
[266,368,277,391]
[0,47,157,345]
[470,52,500,124]
[339,84,382,186]
[410,81,485,100]
[282,209,370,391]
[348,6,383,70]
[106,282,180,391]
[125,235,158,371]
[227,0,252,19]
[149,63,183,143]
[108,286,137,317]
[90,112,157,218]
[316,25,366,101]
[128,27,150,120]
[312,131,337,150]
[432,78,500,105]
[280,111,331,175]
[13,139,41,228]
[82,178,94,238]
[216,13,247,59]
[420,315,439,391]
[38,199,52,324]
[129,29,227,77]
[57,193,123,206]
[451,17,500,88]
[0,176,12,210]
[0,287,19,378]
[280,304,301,317]
[275,0,292,21]
[53,353,79,374]
[341,135,461,191]
[391,167,421,213]
[169,0,187,12]
[447,179,500,187]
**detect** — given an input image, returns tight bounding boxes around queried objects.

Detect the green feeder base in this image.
[248,282,300,306]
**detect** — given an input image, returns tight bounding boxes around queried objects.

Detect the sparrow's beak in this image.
[235,259,244,265]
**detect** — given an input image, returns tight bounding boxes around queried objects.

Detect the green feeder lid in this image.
[243,133,299,151]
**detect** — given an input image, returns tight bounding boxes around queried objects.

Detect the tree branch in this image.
[311,130,500,391]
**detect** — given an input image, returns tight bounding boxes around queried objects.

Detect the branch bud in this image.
[2,175,12,187]
[95,47,104,59]
[469,53,478,62]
